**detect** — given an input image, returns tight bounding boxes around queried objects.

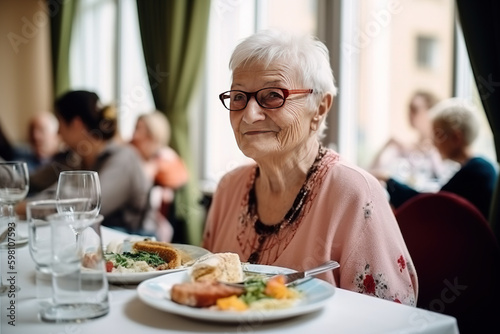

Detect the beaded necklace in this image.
[246,145,327,263]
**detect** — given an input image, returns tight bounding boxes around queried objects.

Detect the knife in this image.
[280,260,340,286]
[228,260,340,288]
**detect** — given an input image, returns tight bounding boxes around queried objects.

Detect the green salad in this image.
[105,251,165,269]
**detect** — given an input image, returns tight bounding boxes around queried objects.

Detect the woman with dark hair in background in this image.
[17,90,152,234]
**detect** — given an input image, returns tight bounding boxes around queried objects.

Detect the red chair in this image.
[395,191,500,334]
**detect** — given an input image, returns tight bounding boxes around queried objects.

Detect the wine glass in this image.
[0,161,29,295]
[55,171,101,244]
[56,171,101,218]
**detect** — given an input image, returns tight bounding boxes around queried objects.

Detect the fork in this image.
[223,260,340,288]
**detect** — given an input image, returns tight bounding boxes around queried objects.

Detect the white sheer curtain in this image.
[69,0,155,140]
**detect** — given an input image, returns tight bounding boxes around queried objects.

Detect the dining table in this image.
[0,221,459,334]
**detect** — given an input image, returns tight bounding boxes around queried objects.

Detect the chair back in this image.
[395,191,500,334]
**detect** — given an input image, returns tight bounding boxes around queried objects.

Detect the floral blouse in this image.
[203,148,418,306]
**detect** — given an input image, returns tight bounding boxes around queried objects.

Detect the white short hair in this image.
[430,98,480,146]
[229,29,337,138]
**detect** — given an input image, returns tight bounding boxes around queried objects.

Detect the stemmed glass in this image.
[0,161,29,295]
[55,171,101,248]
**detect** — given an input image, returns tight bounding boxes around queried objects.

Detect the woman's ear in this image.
[311,92,333,130]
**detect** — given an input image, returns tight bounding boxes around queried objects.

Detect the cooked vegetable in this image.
[239,278,268,304]
[216,295,248,311]
[105,261,114,272]
[105,251,166,268]
[265,275,296,299]
[217,275,299,311]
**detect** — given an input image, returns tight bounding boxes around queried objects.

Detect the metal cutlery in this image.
[224,260,340,288]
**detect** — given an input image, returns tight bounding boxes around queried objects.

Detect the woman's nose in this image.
[241,97,266,123]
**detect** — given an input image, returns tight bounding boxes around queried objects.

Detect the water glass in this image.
[27,199,60,303]
[27,200,59,275]
[40,213,109,322]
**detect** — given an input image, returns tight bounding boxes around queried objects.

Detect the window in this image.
[70,0,155,140]
[354,0,496,181]
[68,0,496,190]
[416,35,438,69]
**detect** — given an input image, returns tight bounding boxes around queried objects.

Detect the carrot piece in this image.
[265,275,294,299]
[216,295,248,311]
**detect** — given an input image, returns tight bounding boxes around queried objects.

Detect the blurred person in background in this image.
[370,91,458,192]
[379,98,498,219]
[130,111,189,242]
[16,90,152,234]
[14,111,63,172]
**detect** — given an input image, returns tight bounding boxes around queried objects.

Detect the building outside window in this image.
[416,35,439,69]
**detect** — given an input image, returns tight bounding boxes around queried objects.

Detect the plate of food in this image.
[137,253,335,323]
[104,239,211,284]
[0,230,29,249]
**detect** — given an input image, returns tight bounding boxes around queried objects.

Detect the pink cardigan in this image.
[203,149,418,306]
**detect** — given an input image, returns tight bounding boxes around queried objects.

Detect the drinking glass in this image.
[56,171,101,218]
[56,171,101,248]
[27,200,60,274]
[40,213,109,322]
[0,161,29,295]
[27,199,59,303]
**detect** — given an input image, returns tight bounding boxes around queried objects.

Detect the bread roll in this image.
[132,240,181,269]
[190,252,244,283]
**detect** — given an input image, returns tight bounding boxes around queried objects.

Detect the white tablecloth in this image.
[0,222,459,334]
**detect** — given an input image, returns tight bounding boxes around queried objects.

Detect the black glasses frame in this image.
[219,87,314,111]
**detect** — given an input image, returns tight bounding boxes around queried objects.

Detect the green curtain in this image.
[136,0,211,245]
[456,0,500,239]
[49,0,79,98]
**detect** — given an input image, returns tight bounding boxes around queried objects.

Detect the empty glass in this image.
[56,171,101,218]
[40,213,109,322]
[27,200,60,275]
[27,199,61,303]
[0,161,29,295]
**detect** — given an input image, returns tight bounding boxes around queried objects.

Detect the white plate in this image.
[0,233,28,249]
[137,264,335,323]
[106,244,211,284]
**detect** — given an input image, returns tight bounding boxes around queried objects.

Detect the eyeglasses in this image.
[219,87,314,111]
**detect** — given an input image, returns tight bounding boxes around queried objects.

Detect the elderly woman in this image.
[202,29,418,306]
[384,98,498,219]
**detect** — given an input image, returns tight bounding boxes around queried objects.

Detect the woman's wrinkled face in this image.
[229,61,315,160]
